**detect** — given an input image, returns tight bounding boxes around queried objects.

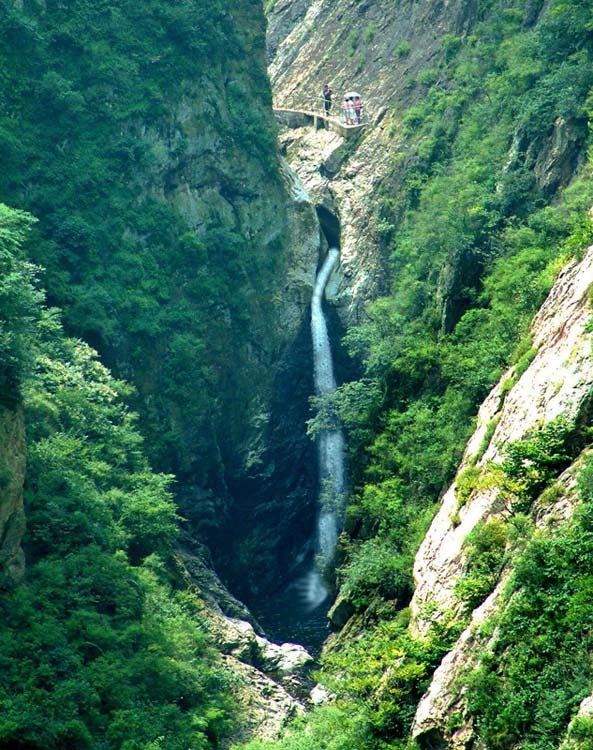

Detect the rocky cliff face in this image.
[268,1,593,746]
[109,7,324,595]
[0,0,325,603]
[137,80,322,596]
[410,244,593,747]
[267,0,584,327]
[268,0,482,110]
[202,166,322,600]
[412,245,593,632]
[175,538,315,747]
[267,0,490,324]
[0,405,26,588]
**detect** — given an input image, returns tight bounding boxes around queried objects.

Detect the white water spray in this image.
[303,248,346,608]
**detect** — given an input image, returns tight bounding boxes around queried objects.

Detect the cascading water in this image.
[303,247,346,608]
[246,246,346,652]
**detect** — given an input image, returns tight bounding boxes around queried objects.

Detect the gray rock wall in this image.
[410,244,593,746]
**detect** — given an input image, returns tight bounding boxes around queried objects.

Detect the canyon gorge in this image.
[2,0,593,749]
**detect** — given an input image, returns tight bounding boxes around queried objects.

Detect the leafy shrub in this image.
[419,68,438,86]
[442,34,462,61]
[464,454,593,750]
[499,416,582,512]
[566,716,593,749]
[238,703,376,750]
[472,415,501,464]
[340,537,412,609]
[455,518,508,610]
[396,40,411,57]
[455,466,484,507]
[363,23,377,45]
[347,30,359,57]
[0,204,43,402]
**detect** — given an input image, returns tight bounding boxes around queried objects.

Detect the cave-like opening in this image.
[316,205,341,250]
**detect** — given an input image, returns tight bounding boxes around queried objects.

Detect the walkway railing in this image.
[273,94,369,127]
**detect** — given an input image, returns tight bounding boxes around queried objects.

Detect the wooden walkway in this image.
[273,107,366,139]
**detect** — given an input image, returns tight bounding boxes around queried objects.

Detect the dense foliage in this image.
[252,1,593,748]
[0,203,42,403]
[320,0,593,620]
[0,0,279,490]
[0,205,234,749]
[464,453,593,750]
[4,0,593,747]
[0,0,300,608]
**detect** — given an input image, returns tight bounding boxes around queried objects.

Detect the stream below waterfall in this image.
[251,249,346,655]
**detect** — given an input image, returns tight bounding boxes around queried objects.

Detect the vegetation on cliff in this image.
[0,0,279,500]
[3,0,593,747]
[0,204,234,749]
[464,454,593,749]
[253,1,593,748]
[0,1,310,745]
[0,0,314,612]
[339,0,593,561]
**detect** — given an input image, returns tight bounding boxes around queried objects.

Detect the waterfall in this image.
[245,248,345,648]
[304,247,346,608]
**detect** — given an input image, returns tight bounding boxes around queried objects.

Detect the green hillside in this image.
[253,1,593,748]
[0,203,233,749]
[3,0,593,749]
[0,0,278,483]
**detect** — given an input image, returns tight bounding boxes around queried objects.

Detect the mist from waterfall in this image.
[304,247,346,608]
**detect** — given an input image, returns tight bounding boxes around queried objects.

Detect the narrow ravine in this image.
[247,247,347,653]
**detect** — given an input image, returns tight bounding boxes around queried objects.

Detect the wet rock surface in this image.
[277,126,388,325]
[327,592,355,629]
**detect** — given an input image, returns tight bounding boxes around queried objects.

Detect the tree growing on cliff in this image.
[0,205,234,749]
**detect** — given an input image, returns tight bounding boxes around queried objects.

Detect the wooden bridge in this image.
[273,103,367,139]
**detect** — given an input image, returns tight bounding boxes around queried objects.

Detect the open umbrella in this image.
[343,91,361,98]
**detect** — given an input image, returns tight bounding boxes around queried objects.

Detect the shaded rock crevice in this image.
[316,205,341,250]
[212,311,318,603]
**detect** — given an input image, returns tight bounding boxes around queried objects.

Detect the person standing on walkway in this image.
[342,97,349,123]
[346,97,357,124]
[323,84,333,115]
[354,95,362,123]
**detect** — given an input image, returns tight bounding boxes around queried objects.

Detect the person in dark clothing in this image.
[323,84,333,115]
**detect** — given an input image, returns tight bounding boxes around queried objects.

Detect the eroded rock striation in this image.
[410,244,593,746]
